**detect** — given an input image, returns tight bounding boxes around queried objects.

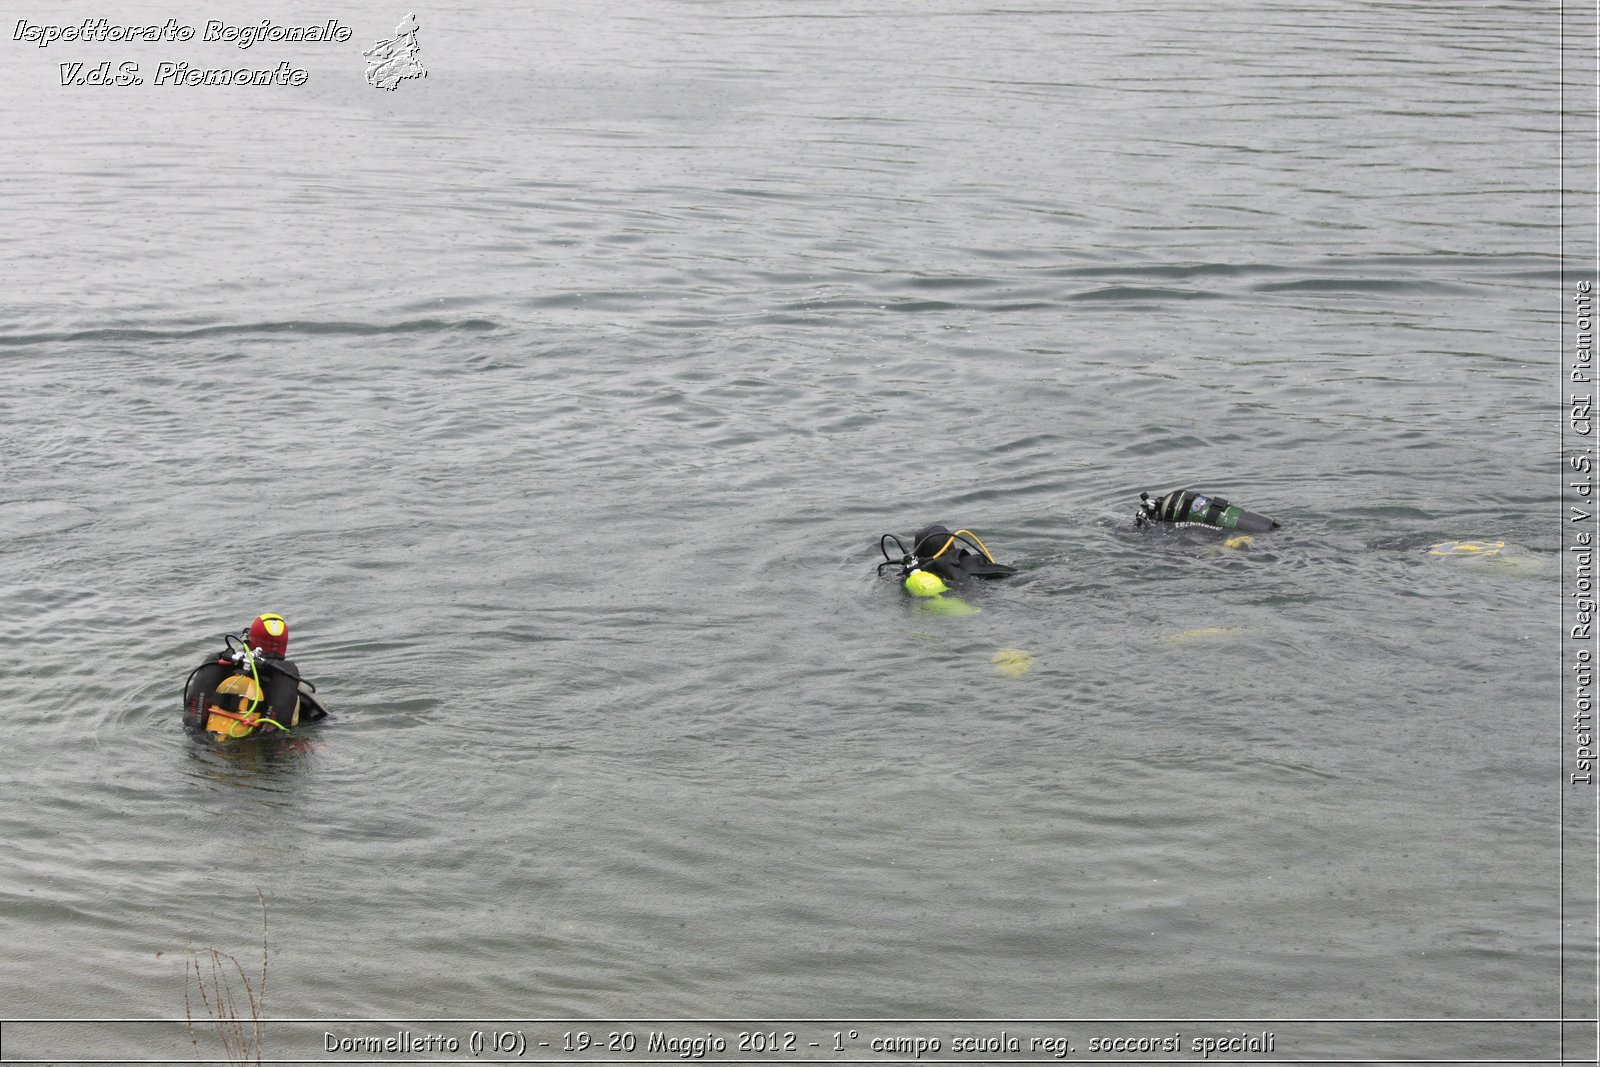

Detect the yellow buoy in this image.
[1428,540,1505,557]
[920,596,980,616]
[1426,540,1542,575]
[992,648,1034,678]
[904,569,949,597]
[1160,625,1249,647]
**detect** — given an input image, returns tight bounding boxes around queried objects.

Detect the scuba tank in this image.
[878,524,1017,593]
[1136,489,1279,533]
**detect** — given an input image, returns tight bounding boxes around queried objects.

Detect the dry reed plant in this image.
[183,890,268,1066]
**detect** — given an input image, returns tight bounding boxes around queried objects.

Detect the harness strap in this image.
[205,707,292,734]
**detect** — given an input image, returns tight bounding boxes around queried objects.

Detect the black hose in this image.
[180,664,204,708]
[256,655,315,692]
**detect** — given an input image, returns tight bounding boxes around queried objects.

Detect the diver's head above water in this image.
[247,612,289,657]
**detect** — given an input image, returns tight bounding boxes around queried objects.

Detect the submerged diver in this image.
[878,524,1017,596]
[1135,488,1279,535]
[1133,489,1540,570]
[182,613,326,740]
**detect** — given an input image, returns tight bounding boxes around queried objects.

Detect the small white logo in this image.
[364,13,426,90]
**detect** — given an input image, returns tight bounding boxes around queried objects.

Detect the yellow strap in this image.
[927,529,997,564]
[953,529,996,563]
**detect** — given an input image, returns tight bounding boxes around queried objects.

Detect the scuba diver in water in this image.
[878,524,1017,597]
[1133,487,1526,566]
[182,613,326,740]
[1135,488,1280,536]
[876,496,1277,592]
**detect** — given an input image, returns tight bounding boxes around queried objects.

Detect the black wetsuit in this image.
[183,651,321,733]
[912,524,1018,585]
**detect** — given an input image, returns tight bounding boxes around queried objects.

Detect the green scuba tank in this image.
[1137,490,1278,533]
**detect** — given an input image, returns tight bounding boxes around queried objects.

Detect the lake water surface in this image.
[0,1,1591,1063]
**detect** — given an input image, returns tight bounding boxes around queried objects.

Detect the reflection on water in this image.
[181,732,324,800]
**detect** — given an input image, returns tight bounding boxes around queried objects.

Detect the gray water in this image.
[0,1,1587,1062]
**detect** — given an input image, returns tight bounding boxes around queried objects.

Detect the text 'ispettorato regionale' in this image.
[13,18,354,87]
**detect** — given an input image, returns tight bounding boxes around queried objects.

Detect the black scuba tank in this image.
[1136,490,1278,533]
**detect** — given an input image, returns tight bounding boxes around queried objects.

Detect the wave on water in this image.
[0,318,501,347]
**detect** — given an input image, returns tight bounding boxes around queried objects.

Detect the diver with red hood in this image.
[182,613,326,740]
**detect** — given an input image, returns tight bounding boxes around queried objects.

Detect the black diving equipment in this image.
[878,524,1018,588]
[182,631,326,741]
[1136,489,1279,533]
